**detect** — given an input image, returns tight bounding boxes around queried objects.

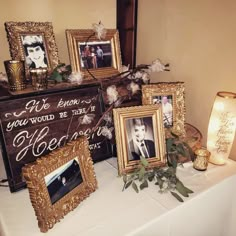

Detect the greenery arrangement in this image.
[166,130,196,168]
[48,63,72,83]
[122,130,196,202]
[122,156,194,202]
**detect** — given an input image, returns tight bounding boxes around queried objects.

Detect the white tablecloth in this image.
[0,157,236,236]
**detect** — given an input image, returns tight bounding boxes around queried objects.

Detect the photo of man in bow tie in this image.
[126,117,156,161]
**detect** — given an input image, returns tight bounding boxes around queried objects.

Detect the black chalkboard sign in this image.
[0,84,112,192]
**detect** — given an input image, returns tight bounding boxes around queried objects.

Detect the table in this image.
[0,157,236,236]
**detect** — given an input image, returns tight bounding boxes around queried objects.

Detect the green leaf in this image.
[176,180,189,197]
[178,181,194,194]
[155,177,164,188]
[125,180,133,189]
[166,138,175,151]
[147,173,155,182]
[184,186,194,194]
[166,167,176,175]
[132,181,139,193]
[140,180,148,190]
[182,142,195,162]
[123,175,127,183]
[170,131,180,139]
[140,156,149,167]
[170,191,184,202]
[49,71,63,82]
[138,166,145,181]
[176,143,186,156]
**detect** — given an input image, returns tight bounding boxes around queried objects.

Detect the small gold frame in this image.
[113,105,166,175]
[142,82,186,136]
[22,136,97,233]
[66,29,122,79]
[5,21,59,77]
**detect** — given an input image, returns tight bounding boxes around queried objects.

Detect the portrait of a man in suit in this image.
[126,117,156,161]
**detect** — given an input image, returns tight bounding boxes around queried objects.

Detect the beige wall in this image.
[137,0,236,159]
[0,0,116,72]
[0,0,235,159]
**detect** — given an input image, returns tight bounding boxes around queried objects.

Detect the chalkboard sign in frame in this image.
[0,83,112,192]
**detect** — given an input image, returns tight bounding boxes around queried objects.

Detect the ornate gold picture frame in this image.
[5,21,59,77]
[66,29,122,79]
[113,105,166,175]
[22,136,97,233]
[142,82,186,136]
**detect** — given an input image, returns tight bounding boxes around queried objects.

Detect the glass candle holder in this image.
[30,68,48,90]
[193,148,211,171]
[4,60,26,91]
[207,91,236,165]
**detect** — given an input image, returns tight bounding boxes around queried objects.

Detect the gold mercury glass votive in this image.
[30,68,48,90]
[4,60,26,91]
[193,148,211,171]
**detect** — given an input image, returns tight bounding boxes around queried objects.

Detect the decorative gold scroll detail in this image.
[22,136,97,233]
[142,82,186,137]
[5,21,59,78]
[66,29,122,79]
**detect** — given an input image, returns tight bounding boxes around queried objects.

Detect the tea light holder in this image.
[193,148,211,171]
[4,60,26,91]
[30,68,48,90]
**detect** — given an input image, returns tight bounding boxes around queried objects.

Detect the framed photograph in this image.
[66,29,122,79]
[142,82,186,136]
[5,21,59,77]
[22,136,97,233]
[113,105,166,175]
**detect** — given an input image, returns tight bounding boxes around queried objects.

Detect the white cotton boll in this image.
[80,114,95,125]
[92,22,107,40]
[101,126,113,140]
[149,59,166,72]
[141,72,150,84]
[68,72,84,85]
[129,81,140,95]
[134,71,143,79]
[0,72,8,82]
[106,85,119,104]
[120,64,130,78]
[103,113,112,123]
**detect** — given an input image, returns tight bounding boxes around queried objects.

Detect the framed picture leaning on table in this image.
[66,29,122,79]
[22,136,97,233]
[142,82,186,136]
[113,105,166,175]
[5,21,59,77]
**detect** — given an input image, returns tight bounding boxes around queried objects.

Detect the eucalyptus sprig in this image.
[166,130,196,168]
[48,63,72,83]
[122,156,193,202]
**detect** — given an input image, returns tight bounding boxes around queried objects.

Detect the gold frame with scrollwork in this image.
[113,105,166,175]
[5,21,59,77]
[142,82,186,136]
[66,29,122,80]
[22,136,97,233]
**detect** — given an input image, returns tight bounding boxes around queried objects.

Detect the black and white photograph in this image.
[78,41,112,69]
[153,95,173,127]
[21,35,48,69]
[44,157,83,205]
[125,117,156,161]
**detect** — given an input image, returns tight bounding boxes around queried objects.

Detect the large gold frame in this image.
[5,21,59,77]
[142,82,186,136]
[113,105,166,175]
[66,29,122,79]
[22,136,97,233]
